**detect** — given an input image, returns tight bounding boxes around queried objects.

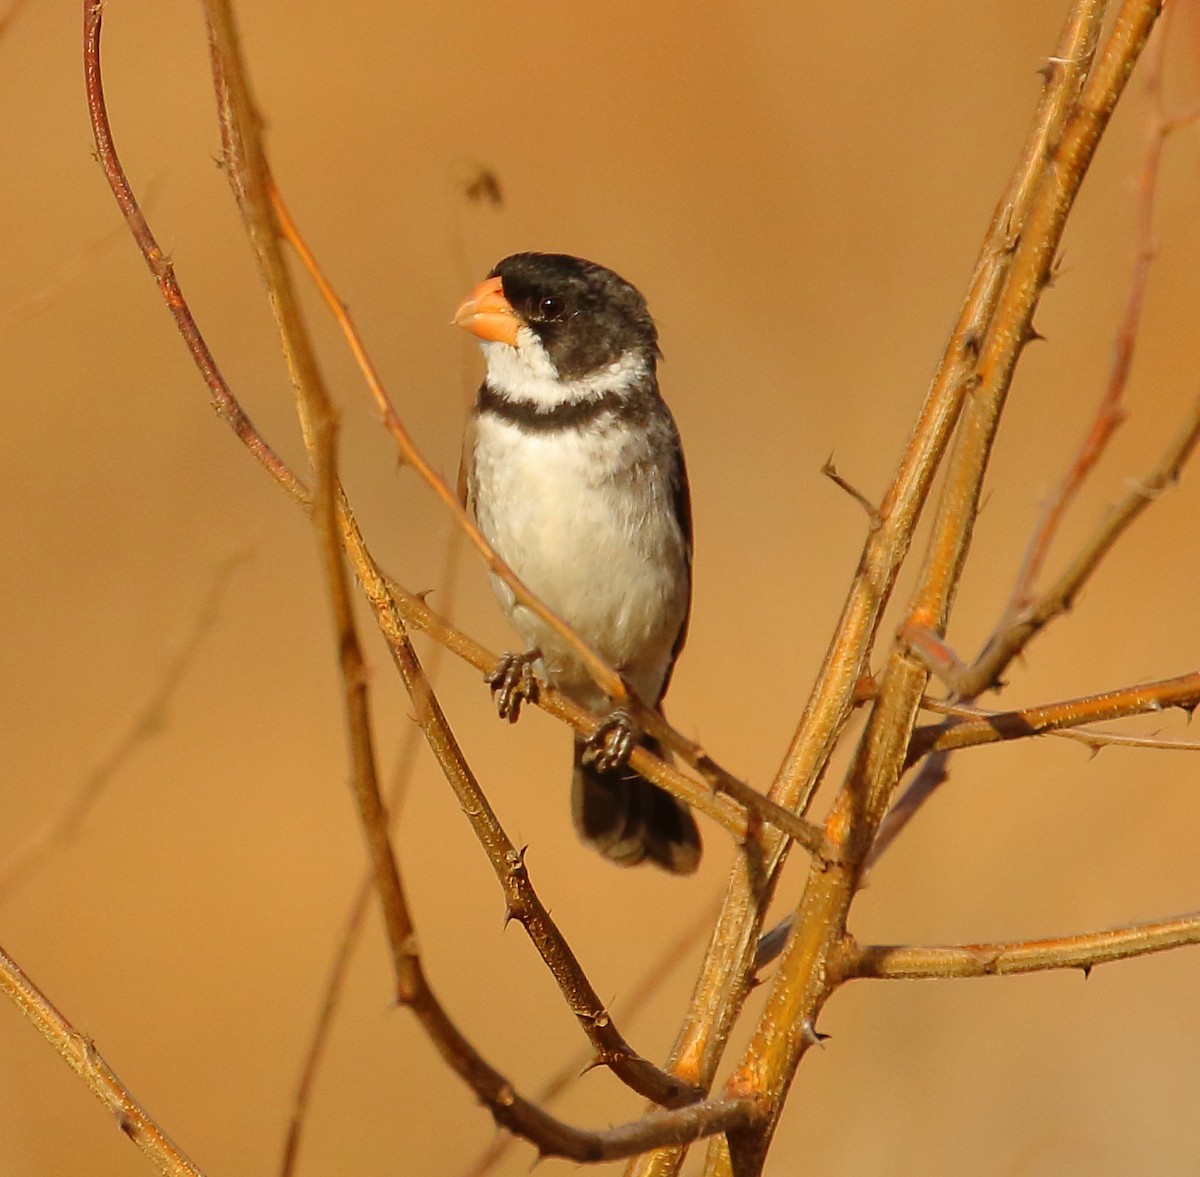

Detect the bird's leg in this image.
[583,709,638,773]
[486,649,542,723]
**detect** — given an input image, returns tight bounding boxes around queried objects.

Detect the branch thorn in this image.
[821,457,882,529]
[800,1019,830,1049]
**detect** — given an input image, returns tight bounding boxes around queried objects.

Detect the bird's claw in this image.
[487,650,541,723]
[584,710,637,773]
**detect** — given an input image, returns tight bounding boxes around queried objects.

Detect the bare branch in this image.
[908,671,1200,761]
[1049,726,1200,752]
[976,390,1200,688]
[0,942,204,1176]
[1000,16,1174,612]
[840,912,1200,980]
[820,457,882,529]
[874,13,1193,871]
[82,3,306,507]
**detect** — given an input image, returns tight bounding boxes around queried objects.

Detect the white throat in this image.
[482,326,646,409]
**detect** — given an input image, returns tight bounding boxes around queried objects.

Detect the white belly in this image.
[471,414,688,710]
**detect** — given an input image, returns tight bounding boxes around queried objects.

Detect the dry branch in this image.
[201,0,745,1154]
[688,6,1166,1174]
[460,897,724,1177]
[992,8,1185,624]
[0,943,204,1176]
[877,386,1200,861]
[873,21,1198,856]
[908,671,1200,760]
[840,912,1200,980]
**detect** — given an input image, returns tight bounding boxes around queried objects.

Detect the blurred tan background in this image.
[2,2,1199,1174]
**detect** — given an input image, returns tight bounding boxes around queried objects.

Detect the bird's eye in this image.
[536,296,565,321]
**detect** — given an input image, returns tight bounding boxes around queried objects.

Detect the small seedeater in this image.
[455,253,700,873]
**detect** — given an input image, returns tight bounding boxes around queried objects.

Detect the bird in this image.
[454,252,700,874]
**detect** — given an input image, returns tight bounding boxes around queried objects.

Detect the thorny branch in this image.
[993,10,1191,625]
[461,898,724,1177]
[907,671,1200,761]
[877,17,1199,864]
[201,0,752,1154]
[864,6,1190,873]
[919,695,1200,755]
[840,911,1200,980]
[878,384,1200,861]
[632,10,1131,1175]
[691,6,1170,1175]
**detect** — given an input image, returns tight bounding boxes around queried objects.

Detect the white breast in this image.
[471,411,689,712]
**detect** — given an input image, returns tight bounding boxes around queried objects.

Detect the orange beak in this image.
[453,276,520,346]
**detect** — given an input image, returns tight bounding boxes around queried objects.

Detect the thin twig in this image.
[1049,726,1200,752]
[907,671,1200,761]
[918,691,1200,752]
[0,552,246,902]
[877,389,1200,863]
[0,942,204,1176]
[973,389,1200,690]
[839,911,1200,980]
[82,4,306,508]
[820,457,882,529]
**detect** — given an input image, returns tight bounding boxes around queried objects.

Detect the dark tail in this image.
[571,735,701,874]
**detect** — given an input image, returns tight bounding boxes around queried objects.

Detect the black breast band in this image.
[477,382,655,431]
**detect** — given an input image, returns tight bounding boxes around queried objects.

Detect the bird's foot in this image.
[584,709,637,774]
[487,649,542,723]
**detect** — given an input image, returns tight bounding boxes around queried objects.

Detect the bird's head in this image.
[454,253,659,392]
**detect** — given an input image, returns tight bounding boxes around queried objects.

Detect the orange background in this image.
[2,2,1199,1175]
